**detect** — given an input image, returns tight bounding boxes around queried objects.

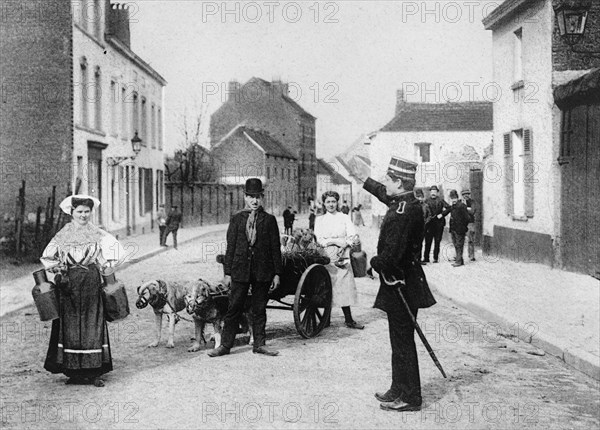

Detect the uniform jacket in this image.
[166,210,182,229]
[442,201,470,235]
[224,208,283,283]
[424,197,450,227]
[363,178,437,312]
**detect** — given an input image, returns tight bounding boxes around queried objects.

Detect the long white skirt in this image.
[323,245,358,307]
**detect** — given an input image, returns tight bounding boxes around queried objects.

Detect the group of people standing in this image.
[156,204,182,249]
[37,163,454,413]
[416,185,476,267]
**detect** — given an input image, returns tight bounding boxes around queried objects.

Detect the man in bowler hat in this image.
[208,178,282,357]
[361,156,437,412]
[462,189,477,261]
[441,190,470,267]
[423,185,450,263]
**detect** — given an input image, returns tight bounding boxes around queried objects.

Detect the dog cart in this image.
[217,252,333,339]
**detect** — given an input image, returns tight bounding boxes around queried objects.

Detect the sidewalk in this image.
[0,222,230,318]
[422,238,600,381]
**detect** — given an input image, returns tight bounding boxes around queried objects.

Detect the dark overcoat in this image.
[224,208,283,283]
[363,178,437,312]
[442,201,471,235]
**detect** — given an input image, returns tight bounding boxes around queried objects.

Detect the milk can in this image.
[102,273,130,322]
[31,269,59,321]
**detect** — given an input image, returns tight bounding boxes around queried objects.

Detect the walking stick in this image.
[381,273,447,378]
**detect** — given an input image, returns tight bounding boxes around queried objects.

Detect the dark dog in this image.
[184,279,253,352]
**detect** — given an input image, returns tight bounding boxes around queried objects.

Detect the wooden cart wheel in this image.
[293,264,332,338]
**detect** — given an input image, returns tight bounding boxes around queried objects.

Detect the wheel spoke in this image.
[315,307,323,322]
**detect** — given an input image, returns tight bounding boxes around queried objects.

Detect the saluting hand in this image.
[223,275,232,288]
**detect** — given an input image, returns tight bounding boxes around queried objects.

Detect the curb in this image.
[118,226,228,270]
[431,285,600,381]
[0,226,228,320]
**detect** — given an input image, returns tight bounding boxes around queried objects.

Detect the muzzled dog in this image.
[136,279,202,350]
[184,279,254,352]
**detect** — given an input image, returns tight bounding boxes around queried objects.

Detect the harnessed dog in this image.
[184,279,254,352]
[136,280,200,350]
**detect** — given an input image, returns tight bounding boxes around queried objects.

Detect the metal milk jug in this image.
[31,269,59,321]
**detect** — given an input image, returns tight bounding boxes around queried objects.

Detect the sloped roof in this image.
[380,101,493,132]
[317,158,351,185]
[554,67,600,108]
[243,127,297,159]
[215,125,296,160]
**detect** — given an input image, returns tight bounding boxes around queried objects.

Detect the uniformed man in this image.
[361,157,437,412]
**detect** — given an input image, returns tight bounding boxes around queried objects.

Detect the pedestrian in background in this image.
[423,185,450,263]
[414,189,431,263]
[208,178,282,357]
[164,205,182,250]
[283,205,295,235]
[352,204,365,227]
[440,190,470,267]
[341,200,350,215]
[462,189,476,262]
[308,198,316,231]
[156,204,167,246]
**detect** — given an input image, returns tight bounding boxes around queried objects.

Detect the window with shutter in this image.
[523,129,534,217]
[503,133,514,216]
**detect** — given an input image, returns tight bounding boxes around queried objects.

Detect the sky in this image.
[129,0,500,159]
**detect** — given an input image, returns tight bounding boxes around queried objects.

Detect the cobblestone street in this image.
[1,228,598,429]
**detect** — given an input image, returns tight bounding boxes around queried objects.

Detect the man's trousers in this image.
[386,303,422,405]
[221,278,270,349]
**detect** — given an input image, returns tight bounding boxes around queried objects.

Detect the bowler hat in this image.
[430,185,439,192]
[245,178,264,196]
[461,189,471,195]
[449,190,459,199]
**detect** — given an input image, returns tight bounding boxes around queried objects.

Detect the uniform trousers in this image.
[386,302,422,405]
[221,277,270,349]
[424,221,444,261]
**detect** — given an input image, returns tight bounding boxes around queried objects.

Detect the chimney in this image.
[395,89,405,114]
[227,80,239,102]
[108,3,131,48]
[271,79,288,97]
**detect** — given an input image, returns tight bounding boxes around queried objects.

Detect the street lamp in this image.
[107,131,143,166]
[554,0,600,56]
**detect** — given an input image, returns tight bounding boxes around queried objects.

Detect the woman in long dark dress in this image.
[41,195,124,387]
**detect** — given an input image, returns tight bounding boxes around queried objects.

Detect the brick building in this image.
[211,125,298,216]
[210,78,316,212]
[368,90,493,223]
[481,0,600,274]
[1,0,73,222]
[1,0,167,239]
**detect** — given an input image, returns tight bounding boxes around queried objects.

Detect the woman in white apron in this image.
[314,191,364,329]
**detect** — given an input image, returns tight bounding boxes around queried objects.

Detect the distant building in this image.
[1,0,167,238]
[368,90,493,222]
[482,0,600,275]
[212,125,298,216]
[316,159,352,207]
[210,77,316,212]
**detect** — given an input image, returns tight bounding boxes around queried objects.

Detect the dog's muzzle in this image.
[136,295,149,309]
